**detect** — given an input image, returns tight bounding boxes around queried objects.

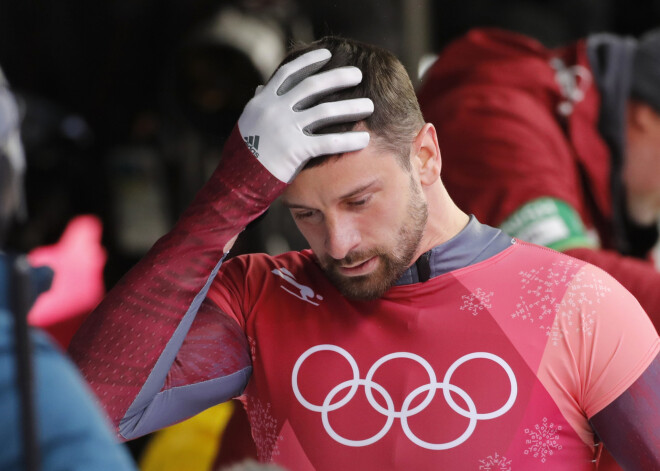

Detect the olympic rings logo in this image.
[291,345,517,450]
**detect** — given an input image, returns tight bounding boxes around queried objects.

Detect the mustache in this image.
[324,249,383,268]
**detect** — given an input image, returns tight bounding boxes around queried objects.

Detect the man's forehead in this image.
[282,145,401,207]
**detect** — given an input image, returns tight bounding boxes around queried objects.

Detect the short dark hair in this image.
[281,36,425,170]
[631,28,660,114]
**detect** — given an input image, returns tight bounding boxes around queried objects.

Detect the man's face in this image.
[282,141,428,300]
[624,105,660,225]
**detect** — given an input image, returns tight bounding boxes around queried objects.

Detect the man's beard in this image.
[319,178,428,301]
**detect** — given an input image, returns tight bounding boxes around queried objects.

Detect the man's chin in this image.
[336,285,391,301]
[324,266,401,301]
[337,282,390,301]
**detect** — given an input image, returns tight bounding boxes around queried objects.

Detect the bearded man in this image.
[70,37,659,470]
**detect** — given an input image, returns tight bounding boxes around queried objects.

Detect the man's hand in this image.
[237,48,374,183]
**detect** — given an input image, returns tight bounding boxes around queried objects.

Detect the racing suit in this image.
[69,126,660,470]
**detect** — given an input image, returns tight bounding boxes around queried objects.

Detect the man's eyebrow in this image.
[338,179,380,200]
[281,200,314,210]
[282,179,380,209]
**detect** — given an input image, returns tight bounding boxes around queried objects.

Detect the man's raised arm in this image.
[68,48,373,440]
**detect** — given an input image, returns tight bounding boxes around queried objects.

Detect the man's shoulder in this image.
[503,238,587,265]
[509,239,643,306]
[220,249,318,281]
[225,248,314,267]
[210,249,331,311]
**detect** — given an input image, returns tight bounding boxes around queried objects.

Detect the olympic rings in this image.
[291,345,518,449]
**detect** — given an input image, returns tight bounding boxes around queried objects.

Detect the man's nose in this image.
[324,215,361,261]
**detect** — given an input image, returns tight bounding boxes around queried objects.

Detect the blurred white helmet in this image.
[0,67,27,237]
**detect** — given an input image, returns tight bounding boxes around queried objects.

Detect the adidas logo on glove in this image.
[244,135,260,158]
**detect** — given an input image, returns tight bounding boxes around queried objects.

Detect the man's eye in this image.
[348,196,370,207]
[294,210,317,221]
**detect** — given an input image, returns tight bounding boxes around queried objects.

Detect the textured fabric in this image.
[588,359,660,470]
[416,28,660,326]
[72,205,510,442]
[206,241,658,470]
[68,125,286,438]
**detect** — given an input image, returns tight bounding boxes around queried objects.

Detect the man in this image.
[0,68,136,471]
[69,37,659,469]
[417,28,660,326]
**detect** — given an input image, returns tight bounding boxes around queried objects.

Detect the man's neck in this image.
[413,188,471,261]
[395,215,513,285]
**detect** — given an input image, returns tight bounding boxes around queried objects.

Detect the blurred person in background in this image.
[2,85,108,350]
[418,27,660,329]
[69,36,659,469]
[0,67,136,471]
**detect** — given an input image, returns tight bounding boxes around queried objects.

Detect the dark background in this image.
[0,0,658,285]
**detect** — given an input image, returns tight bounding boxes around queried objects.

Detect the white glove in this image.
[237,48,374,183]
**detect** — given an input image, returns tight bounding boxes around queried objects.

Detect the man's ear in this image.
[411,123,441,186]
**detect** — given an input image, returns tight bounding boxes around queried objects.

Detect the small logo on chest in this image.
[272,267,324,306]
